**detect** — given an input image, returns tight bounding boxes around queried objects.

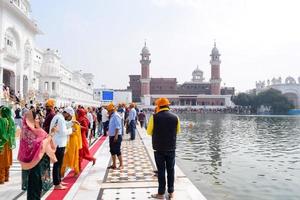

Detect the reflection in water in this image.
[208,115,222,183]
[176,114,300,200]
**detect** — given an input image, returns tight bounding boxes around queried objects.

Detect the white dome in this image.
[192,66,204,82]
[192,66,203,76]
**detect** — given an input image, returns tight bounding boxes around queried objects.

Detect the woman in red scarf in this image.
[77,108,96,171]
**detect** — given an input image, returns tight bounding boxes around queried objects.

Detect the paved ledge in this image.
[137,126,207,200]
[66,126,207,199]
[0,127,207,200]
[100,182,157,189]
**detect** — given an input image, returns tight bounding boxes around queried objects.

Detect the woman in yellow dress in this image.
[0,106,16,184]
[61,117,82,176]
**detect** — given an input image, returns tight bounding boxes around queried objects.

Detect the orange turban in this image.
[157,97,170,107]
[107,103,115,111]
[46,99,55,108]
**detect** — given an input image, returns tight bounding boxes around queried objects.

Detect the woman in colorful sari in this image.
[61,116,82,177]
[77,109,96,171]
[0,106,16,184]
[18,110,57,200]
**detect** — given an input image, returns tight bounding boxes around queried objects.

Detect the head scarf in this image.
[0,106,16,151]
[77,108,88,124]
[18,111,57,170]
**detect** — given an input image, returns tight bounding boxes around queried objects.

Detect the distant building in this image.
[0,0,98,106]
[93,88,132,105]
[128,42,235,106]
[256,76,300,108]
[113,90,132,105]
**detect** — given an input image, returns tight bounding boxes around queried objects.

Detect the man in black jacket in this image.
[147,98,181,199]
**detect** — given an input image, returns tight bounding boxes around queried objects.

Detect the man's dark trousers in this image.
[53,147,65,186]
[129,120,136,140]
[103,121,109,136]
[154,151,175,195]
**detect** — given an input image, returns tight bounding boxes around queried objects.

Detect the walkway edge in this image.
[42,136,108,200]
[137,126,207,200]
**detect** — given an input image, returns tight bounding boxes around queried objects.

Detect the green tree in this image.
[232,89,293,114]
[232,93,254,106]
[255,89,292,114]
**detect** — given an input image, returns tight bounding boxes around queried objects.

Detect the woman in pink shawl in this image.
[18,110,57,200]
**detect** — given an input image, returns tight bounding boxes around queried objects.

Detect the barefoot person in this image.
[42,98,57,191]
[18,110,57,200]
[61,115,82,177]
[0,106,16,184]
[147,98,181,199]
[50,107,73,190]
[128,103,137,140]
[107,103,123,170]
[77,108,96,170]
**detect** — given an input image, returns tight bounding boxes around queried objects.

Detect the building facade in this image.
[0,0,97,106]
[128,42,235,106]
[256,76,300,108]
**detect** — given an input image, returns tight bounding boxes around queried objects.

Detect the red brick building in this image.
[128,42,235,106]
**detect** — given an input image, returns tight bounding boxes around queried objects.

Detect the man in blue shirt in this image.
[128,103,137,140]
[107,103,123,170]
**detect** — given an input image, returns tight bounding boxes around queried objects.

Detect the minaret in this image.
[140,42,151,105]
[210,41,222,95]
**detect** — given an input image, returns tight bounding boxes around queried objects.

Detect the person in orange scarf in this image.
[77,108,96,170]
[0,106,16,184]
[61,116,82,177]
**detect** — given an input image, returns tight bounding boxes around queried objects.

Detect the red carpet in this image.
[45,136,107,200]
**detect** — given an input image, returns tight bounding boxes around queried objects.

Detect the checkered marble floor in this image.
[104,133,157,183]
[100,188,159,200]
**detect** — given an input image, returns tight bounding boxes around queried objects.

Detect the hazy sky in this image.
[31,0,300,92]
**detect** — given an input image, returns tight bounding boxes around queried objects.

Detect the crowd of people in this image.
[0,98,146,200]
[0,96,182,200]
[2,85,21,103]
[142,106,252,114]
